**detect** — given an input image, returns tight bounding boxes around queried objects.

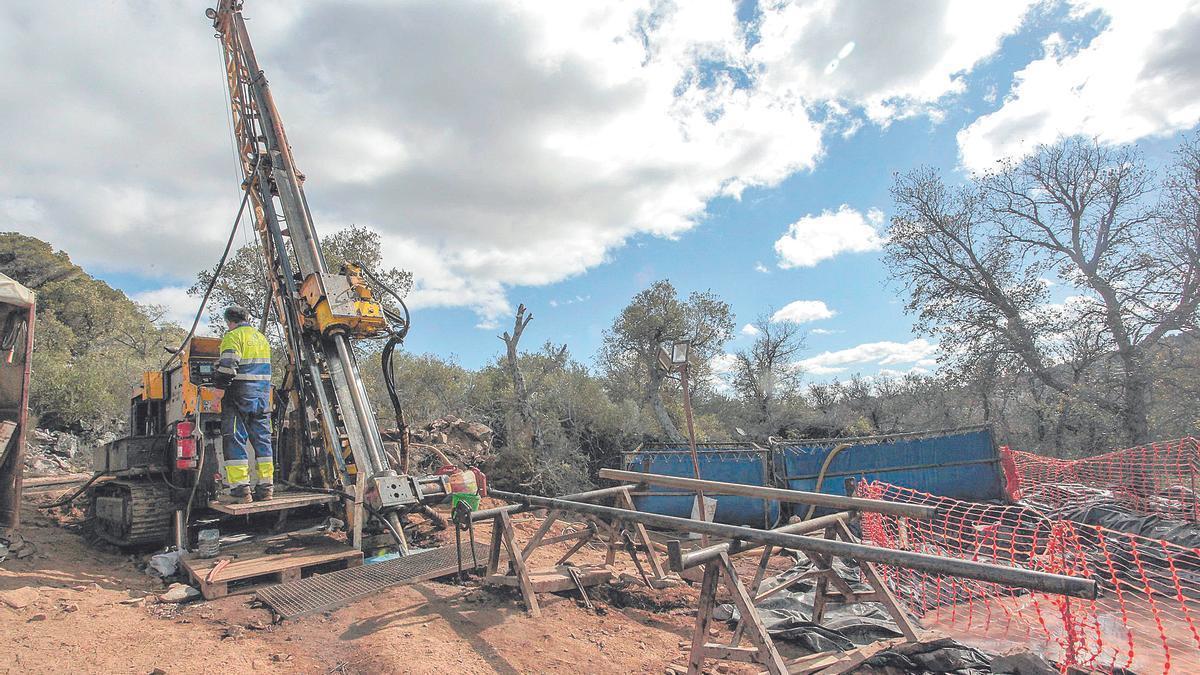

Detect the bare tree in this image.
[888,136,1200,445]
[731,314,805,433]
[499,304,541,449]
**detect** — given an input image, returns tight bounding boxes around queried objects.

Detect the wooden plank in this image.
[499,509,540,617]
[180,539,361,583]
[484,566,612,593]
[555,528,596,565]
[686,560,721,675]
[0,421,17,467]
[718,552,787,674]
[521,510,561,558]
[538,527,594,547]
[698,645,760,663]
[732,544,775,646]
[615,488,666,580]
[208,490,336,515]
[834,519,919,642]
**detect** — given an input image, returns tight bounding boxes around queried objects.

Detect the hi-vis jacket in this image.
[216,324,272,385]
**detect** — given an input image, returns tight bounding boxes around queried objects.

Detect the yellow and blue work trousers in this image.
[217,323,274,488]
[221,382,273,488]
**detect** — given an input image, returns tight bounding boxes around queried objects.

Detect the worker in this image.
[213,306,274,503]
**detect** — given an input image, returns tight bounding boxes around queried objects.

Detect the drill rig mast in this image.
[84,1,477,553]
[206,0,429,551]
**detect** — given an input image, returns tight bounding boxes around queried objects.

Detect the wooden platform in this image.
[181,537,362,599]
[207,490,337,516]
[485,564,613,593]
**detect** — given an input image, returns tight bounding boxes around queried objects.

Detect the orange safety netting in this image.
[857,480,1200,674]
[1001,438,1200,523]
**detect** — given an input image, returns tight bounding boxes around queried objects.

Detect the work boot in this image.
[253,483,274,502]
[219,485,253,504]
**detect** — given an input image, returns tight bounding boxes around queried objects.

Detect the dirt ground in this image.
[1,491,797,675]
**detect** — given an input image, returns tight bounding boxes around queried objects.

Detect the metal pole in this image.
[677,511,851,570]
[471,484,636,521]
[599,468,939,520]
[488,489,1097,600]
[678,361,708,544]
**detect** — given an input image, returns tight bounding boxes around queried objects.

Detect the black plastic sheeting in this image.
[1054,502,1200,550]
[715,551,996,674]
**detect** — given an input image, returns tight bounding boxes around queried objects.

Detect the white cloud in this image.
[709,352,739,395]
[958,0,1200,170]
[752,1,1036,123]
[0,2,1040,322]
[809,328,841,335]
[754,262,771,274]
[131,286,217,334]
[771,300,836,324]
[799,338,938,376]
[740,323,761,337]
[774,206,885,268]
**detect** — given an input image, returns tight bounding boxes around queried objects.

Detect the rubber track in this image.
[92,479,173,547]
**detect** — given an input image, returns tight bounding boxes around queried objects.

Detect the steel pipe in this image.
[489,489,1097,600]
[676,512,852,570]
[471,484,635,521]
[598,468,939,520]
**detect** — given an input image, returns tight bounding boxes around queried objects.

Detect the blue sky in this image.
[6,1,1200,380]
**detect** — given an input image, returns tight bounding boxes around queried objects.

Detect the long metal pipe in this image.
[676,512,851,570]
[471,485,634,521]
[598,468,939,520]
[489,489,1097,600]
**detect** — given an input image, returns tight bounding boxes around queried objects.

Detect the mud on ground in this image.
[1,491,798,674]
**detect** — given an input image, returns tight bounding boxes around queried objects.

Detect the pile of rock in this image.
[24,428,103,476]
[385,416,495,471]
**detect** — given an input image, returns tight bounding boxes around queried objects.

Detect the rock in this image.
[27,613,47,622]
[0,587,40,609]
[59,602,79,613]
[149,668,167,674]
[159,583,200,603]
[220,625,245,640]
[52,434,79,459]
[992,651,1057,675]
[246,620,269,631]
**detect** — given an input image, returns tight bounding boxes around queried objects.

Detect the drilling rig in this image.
[85,0,481,554]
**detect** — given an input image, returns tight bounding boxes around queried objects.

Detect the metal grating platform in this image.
[255,541,490,619]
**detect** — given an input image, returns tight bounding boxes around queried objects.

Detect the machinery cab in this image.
[90,337,235,547]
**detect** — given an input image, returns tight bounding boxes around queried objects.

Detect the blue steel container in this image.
[621,444,779,528]
[774,426,1005,510]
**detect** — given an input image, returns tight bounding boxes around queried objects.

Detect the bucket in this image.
[196,528,220,558]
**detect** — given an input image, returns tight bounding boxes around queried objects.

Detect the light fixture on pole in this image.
[660,339,709,539]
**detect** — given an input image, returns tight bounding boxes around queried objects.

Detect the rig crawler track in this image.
[90,479,173,547]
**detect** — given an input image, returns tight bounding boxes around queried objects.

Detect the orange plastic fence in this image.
[1001,438,1200,523]
[857,480,1200,674]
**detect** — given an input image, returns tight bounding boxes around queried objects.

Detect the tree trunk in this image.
[644,372,685,443]
[1122,365,1151,445]
[500,305,541,449]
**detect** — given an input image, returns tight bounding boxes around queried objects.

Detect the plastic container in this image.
[196,528,220,558]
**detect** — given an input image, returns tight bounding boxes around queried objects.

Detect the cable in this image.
[38,472,105,510]
[182,427,208,529]
[162,156,261,371]
[0,312,26,351]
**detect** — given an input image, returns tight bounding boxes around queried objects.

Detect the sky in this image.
[3,0,1199,382]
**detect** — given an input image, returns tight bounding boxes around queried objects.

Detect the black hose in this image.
[356,262,414,470]
[38,472,105,510]
[163,157,261,371]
